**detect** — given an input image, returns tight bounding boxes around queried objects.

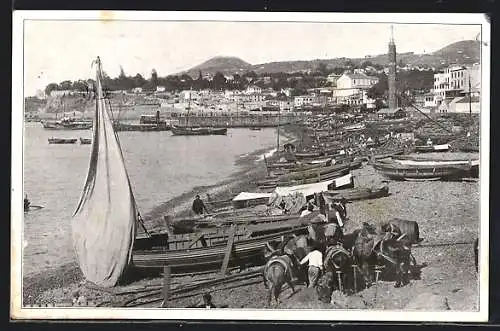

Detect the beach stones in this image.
[405,292,450,310]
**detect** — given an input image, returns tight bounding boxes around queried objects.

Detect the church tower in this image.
[388,25,397,109]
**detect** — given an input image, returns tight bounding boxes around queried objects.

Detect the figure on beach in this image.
[24,194,31,211]
[192,195,209,215]
[300,243,324,288]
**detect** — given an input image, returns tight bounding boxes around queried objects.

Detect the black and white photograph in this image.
[11,11,489,321]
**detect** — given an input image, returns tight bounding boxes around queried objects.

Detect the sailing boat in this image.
[72,57,147,287]
[170,88,227,136]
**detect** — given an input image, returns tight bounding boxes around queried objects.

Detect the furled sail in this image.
[72,57,137,287]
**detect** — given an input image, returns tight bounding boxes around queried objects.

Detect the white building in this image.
[326,74,341,85]
[294,95,318,108]
[280,88,293,97]
[181,90,200,102]
[50,90,77,97]
[246,85,262,94]
[156,86,166,92]
[432,63,481,110]
[332,72,379,106]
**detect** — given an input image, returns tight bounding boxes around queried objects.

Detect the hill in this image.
[180,40,481,75]
[182,56,253,77]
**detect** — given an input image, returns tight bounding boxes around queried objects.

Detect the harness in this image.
[265,255,294,280]
[374,239,398,265]
[325,244,352,269]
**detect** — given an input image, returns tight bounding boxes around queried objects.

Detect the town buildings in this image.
[431,63,481,113]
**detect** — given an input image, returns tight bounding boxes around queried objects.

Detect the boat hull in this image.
[372,162,472,180]
[48,138,78,144]
[171,126,228,136]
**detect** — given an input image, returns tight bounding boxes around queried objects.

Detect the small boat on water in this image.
[171,126,228,136]
[42,118,93,130]
[79,138,92,144]
[48,138,78,144]
[414,144,450,153]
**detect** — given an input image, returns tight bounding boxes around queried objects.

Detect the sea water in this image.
[22,122,279,276]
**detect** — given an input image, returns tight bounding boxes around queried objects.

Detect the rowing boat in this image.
[48,138,78,144]
[322,185,389,202]
[171,126,228,136]
[372,161,472,181]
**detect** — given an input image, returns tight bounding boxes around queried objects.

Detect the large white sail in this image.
[72,57,137,287]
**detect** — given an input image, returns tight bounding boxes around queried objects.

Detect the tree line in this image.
[44,61,435,98]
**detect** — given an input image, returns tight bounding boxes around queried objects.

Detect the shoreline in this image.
[23,126,297,305]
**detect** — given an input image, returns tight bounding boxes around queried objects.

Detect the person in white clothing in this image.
[300,203,314,217]
[300,246,324,288]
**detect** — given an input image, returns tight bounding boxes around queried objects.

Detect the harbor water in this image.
[22,122,280,276]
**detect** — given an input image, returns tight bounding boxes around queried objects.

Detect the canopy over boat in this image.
[71,57,137,287]
[232,192,273,202]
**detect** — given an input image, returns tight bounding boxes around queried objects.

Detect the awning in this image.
[232,192,273,202]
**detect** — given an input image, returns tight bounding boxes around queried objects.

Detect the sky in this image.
[23,19,482,96]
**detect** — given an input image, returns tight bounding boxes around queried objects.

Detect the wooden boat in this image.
[366,149,405,162]
[42,118,92,130]
[171,126,228,136]
[322,185,389,202]
[391,155,479,178]
[414,144,450,153]
[48,138,77,144]
[372,161,473,181]
[113,122,171,132]
[295,151,324,159]
[79,137,92,144]
[256,168,350,189]
[24,205,44,212]
[132,224,313,271]
[168,211,324,235]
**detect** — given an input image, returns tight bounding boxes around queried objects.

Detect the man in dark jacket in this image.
[192,195,209,215]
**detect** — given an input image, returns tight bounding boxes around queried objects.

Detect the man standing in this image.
[192,195,209,216]
[300,244,324,288]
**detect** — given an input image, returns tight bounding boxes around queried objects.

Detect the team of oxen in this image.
[261,197,424,307]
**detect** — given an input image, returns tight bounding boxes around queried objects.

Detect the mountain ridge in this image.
[180,40,480,77]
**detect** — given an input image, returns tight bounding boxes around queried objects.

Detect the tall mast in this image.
[468,75,472,117]
[276,108,280,159]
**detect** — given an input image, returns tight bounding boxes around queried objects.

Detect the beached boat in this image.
[322,184,389,202]
[256,168,350,190]
[132,224,312,271]
[372,161,473,181]
[414,144,450,153]
[79,137,92,144]
[171,126,228,136]
[167,211,324,236]
[48,138,78,144]
[391,155,479,178]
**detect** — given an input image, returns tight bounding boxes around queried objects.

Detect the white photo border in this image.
[11,10,491,322]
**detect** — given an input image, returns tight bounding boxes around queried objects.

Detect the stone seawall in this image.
[173,113,304,128]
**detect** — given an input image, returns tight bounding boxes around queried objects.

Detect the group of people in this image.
[297,197,348,288]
